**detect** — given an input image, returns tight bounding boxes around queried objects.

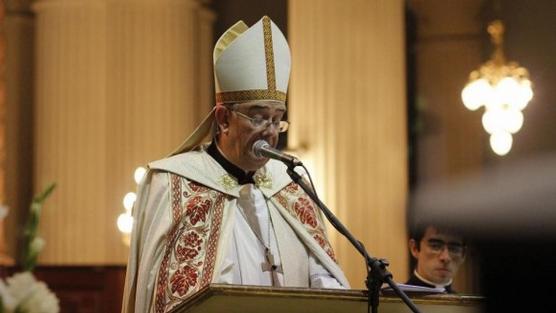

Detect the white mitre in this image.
[169,16,291,156]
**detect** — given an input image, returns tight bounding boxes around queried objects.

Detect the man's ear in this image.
[409,239,420,258]
[214,106,229,133]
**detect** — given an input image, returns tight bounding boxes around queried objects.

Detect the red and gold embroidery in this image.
[188,181,210,193]
[170,265,198,297]
[293,198,318,228]
[284,183,299,194]
[274,182,338,263]
[200,195,225,287]
[313,233,336,262]
[155,175,225,313]
[176,231,203,261]
[185,196,211,225]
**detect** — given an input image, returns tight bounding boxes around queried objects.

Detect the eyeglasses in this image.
[228,108,290,133]
[426,239,466,258]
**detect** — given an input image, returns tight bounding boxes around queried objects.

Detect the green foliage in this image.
[22,183,57,272]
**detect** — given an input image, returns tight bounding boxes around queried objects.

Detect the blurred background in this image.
[1,0,555,311]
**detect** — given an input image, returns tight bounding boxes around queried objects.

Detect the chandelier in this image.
[461,20,533,156]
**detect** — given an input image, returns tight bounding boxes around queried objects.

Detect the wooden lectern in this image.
[169,284,483,313]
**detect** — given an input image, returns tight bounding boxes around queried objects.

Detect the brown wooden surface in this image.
[170,284,484,313]
[0,267,483,313]
[2,266,126,313]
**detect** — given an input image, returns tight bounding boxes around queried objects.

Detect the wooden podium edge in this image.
[171,284,484,312]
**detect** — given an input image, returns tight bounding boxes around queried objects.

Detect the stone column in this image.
[289,0,408,287]
[33,0,214,264]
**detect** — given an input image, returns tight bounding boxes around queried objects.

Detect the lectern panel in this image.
[169,284,483,313]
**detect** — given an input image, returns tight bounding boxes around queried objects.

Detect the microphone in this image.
[252,140,302,168]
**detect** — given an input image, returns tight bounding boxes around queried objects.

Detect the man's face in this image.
[410,227,465,285]
[218,101,286,172]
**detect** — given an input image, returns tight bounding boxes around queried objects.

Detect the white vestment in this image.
[121,148,350,313]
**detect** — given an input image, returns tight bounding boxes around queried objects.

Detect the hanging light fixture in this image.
[461,20,533,156]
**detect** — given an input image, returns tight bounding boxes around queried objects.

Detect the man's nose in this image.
[438,247,452,262]
[262,123,280,136]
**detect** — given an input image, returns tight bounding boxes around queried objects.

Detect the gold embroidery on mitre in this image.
[254,172,273,189]
[219,174,238,190]
[262,16,276,91]
[213,21,249,62]
[216,89,286,104]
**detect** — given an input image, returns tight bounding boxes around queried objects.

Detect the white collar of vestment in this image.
[148,145,301,198]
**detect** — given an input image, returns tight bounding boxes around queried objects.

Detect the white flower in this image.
[5,272,35,305]
[0,279,16,312]
[29,237,45,257]
[3,272,59,313]
[17,281,59,313]
[30,203,40,214]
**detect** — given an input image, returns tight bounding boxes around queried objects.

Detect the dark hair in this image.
[409,223,427,250]
[409,224,465,251]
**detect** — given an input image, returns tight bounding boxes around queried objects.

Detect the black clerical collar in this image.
[406,271,454,294]
[207,141,255,185]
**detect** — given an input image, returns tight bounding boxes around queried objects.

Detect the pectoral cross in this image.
[261,248,283,287]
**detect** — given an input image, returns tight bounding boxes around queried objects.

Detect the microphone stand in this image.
[286,167,422,313]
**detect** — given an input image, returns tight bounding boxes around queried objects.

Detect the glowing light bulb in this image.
[123,192,137,211]
[134,167,147,184]
[502,109,524,133]
[117,213,134,234]
[495,76,520,107]
[516,79,533,110]
[462,79,491,111]
[482,108,505,134]
[490,131,513,156]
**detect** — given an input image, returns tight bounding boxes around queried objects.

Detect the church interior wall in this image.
[1,0,555,310]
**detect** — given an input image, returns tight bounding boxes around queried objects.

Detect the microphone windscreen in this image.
[252,140,270,158]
